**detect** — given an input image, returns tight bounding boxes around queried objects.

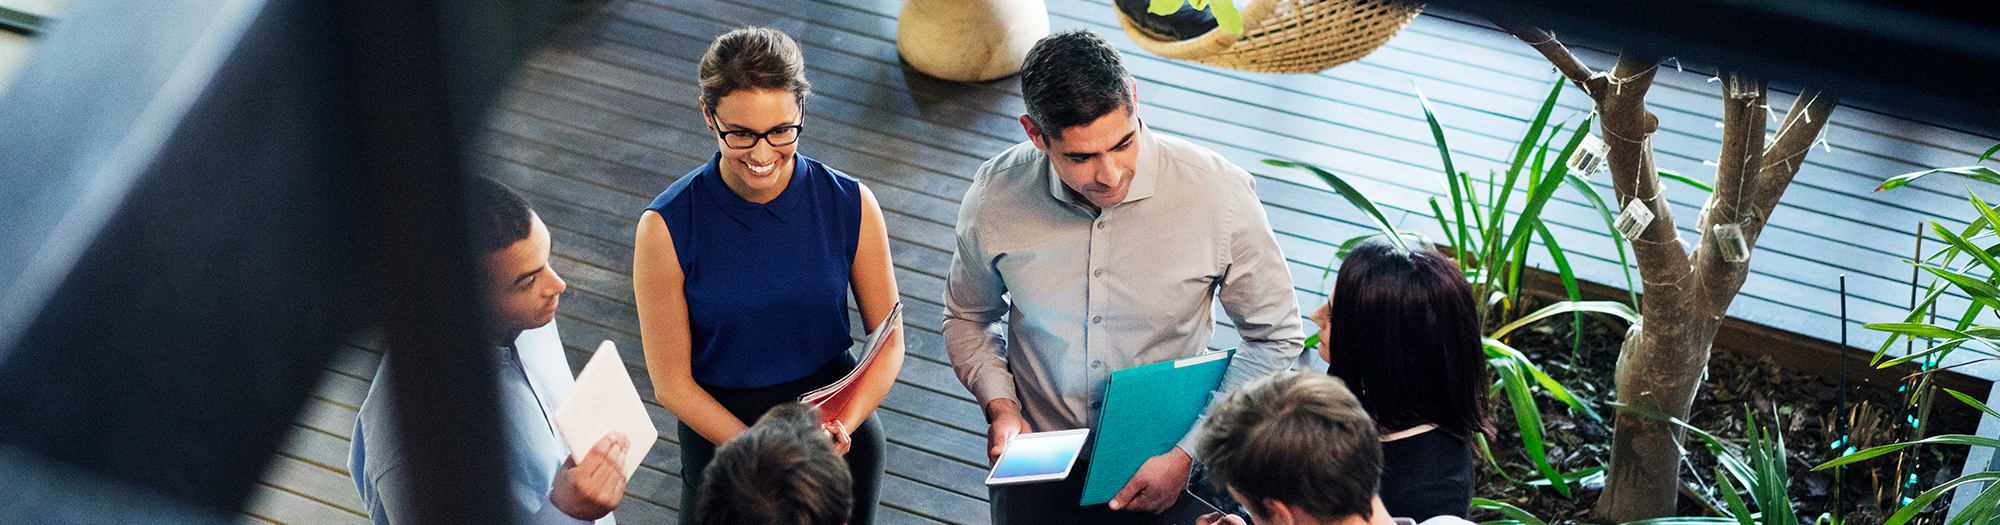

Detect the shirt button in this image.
[1095,221,1106,230]
[1093,269,1104,278]
[1092,316,1102,324]
[1091,360,1104,369]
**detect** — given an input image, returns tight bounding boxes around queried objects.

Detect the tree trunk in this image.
[1504,25,1841,522]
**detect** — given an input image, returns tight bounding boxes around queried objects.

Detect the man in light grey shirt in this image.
[943,29,1304,525]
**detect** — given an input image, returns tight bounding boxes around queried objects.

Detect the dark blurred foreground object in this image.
[0,0,558,521]
[0,5,48,36]
[1426,0,2000,140]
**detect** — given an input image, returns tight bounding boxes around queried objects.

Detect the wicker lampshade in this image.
[1117,0,1423,74]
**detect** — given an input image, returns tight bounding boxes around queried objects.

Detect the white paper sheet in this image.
[553,340,657,480]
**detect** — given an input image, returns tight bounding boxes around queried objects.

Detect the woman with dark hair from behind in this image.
[1309,239,1492,520]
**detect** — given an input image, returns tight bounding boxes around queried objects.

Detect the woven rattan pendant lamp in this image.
[1116,0,1423,74]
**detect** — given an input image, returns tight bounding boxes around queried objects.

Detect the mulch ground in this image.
[1474,308,1981,525]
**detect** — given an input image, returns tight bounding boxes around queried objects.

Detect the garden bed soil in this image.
[1474,310,1982,525]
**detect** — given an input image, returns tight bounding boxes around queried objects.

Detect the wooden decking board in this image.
[261,454,365,514]
[875,410,989,469]
[878,506,955,525]
[294,397,357,441]
[323,346,381,383]
[550,27,1023,163]
[610,0,1029,130]
[479,130,681,204]
[275,425,357,479]
[623,462,685,509]
[481,155,652,234]
[240,483,369,525]
[614,498,679,524]
[505,59,986,212]
[878,476,991,525]
[584,13,1026,144]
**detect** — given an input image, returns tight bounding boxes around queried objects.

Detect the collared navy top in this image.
[646,152,862,389]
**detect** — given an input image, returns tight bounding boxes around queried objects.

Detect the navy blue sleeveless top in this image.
[646,153,863,389]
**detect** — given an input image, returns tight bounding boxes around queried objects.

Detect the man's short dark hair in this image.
[697,403,852,525]
[465,177,534,254]
[1019,29,1133,141]
[1198,371,1382,522]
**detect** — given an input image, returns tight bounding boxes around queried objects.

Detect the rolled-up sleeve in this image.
[1178,180,1305,459]
[943,179,1017,409]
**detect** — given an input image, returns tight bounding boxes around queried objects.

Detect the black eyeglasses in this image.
[715,123,804,149]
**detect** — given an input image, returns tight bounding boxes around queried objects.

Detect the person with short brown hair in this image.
[1195,371,1479,525]
[697,403,853,525]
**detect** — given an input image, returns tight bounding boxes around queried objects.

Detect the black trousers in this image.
[989,459,1203,525]
[676,355,885,525]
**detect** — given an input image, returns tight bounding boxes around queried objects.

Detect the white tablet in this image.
[985,429,1090,486]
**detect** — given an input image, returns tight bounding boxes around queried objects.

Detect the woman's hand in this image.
[822,419,853,455]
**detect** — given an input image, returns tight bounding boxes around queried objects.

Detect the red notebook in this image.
[799,302,903,427]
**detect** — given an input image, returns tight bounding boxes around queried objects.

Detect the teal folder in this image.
[1078,349,1235,506]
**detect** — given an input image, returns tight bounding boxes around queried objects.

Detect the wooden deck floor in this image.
[239,0,2000,522]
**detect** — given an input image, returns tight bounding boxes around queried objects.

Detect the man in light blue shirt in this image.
[944,29,1305,525]
[350,178,631,524]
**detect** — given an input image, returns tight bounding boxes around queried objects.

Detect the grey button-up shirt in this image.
[943,123,1305,458]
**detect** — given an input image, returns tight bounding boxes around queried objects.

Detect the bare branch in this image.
[1749,90,1840,216]
[1588,54,1688,321]
[1501,24,1608,102]
[1694,73,1770,315]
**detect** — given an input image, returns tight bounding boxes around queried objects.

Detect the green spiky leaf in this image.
[1878,165,2000,191]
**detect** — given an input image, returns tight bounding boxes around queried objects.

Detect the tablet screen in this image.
[987,429,1090,485]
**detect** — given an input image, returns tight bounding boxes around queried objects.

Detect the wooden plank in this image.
[885,442,988,501]
[275,424,353,478]
[310,367,370,410]
[296,396,357,440]
[879,505,956,525]
[324,346,380,382]
[879,473,991,525]
[877,409,989,469]
[613,497,679,524]
[259,454,365,514]
[623,462,684,512]
[239,483,369,525]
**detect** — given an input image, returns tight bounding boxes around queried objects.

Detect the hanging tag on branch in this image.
[1615,199,1655,240]
[1567,133,1608,177]
[1712,223,1750,263]
[1725,75,1759,100]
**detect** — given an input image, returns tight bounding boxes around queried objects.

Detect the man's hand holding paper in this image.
[550,431,631,520]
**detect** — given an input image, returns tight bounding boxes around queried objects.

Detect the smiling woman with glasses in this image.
[632,26,903,525]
